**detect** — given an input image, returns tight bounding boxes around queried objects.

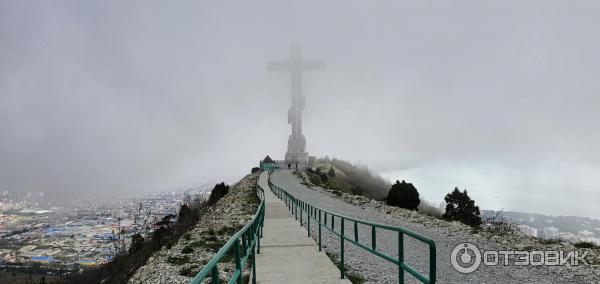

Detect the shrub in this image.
[207,182,230,206]
[128,233,145,254]
[574,242,597,249]
[251,167,260,173]
[178,205,193,224]
[539,238,561,245]
[306,170,323,187]
[320,172,329,183]
[443,187,482,227]
[386,180,420,211]
[181,245,194,254]
[167,255,190,265]
[482,210,519,235]
[179,265,199,277]
[327,167,336,177]
[350,186,363,196]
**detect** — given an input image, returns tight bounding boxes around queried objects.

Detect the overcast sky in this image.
[1,1,599,218]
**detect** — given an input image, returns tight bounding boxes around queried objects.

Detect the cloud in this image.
[0,1,599,218]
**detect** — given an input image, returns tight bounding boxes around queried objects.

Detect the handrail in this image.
[268,174,436,284]
[190,175,266,284]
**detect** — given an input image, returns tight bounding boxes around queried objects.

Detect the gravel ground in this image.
[270,170,600,284]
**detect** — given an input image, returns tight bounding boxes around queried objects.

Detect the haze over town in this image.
[1,1,599,220]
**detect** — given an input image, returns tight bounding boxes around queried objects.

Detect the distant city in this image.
[0,185,212,277]
[2,187,598,280]
[482,210,600,245]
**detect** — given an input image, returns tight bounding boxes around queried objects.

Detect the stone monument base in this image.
[285,152,308,164]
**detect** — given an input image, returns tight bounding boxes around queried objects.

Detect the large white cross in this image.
[267,43,325,163]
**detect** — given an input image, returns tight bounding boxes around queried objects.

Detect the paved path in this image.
[255,171,350,284]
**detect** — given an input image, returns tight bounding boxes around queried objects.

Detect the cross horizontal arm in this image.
[267,60,326,71]
[266,61,293,71]
[301,60,326,70]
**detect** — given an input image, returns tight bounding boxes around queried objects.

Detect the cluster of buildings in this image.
[0,189,203,271]
[517,224,539,238]
[518,222,600,246]
[492,211,600,246]
[541,227,600,245]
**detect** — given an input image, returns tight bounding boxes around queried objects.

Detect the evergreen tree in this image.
[128,233,145,253]
[386,180,420,211]
[178,204,193,224]
[443,187,482,227]
[320,172,329,183]
[207,182,230,206]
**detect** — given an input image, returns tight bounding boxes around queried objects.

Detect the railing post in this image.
[318,209,322,251]
[307,205,311,237]
[354,221,358,242]
[372,226,377,250]
[399,232,404,284]
[260,207,264,237]
[242,233,246,257]
[252,243,257,284]
[257,230,261,254]
[211,265,219,284]
[234,241,242,284]
[430,244,437,284]
[257,212,262,254]
[340,217,345,279]
[300,201,303,225]
[331,214,335,230]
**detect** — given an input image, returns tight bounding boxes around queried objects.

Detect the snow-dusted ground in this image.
[270,170,600,284]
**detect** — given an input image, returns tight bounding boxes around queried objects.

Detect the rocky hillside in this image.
[273,169,600,283]
[335,190,600,283]
[129,173,260,284]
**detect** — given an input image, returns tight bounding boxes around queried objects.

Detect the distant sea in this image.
[380,160,600,220]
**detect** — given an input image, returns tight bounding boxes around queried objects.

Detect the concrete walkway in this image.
[256,171,350,284]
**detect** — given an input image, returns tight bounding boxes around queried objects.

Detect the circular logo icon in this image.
[451,242,482,274]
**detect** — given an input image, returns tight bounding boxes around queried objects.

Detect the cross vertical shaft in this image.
[267,43,325,163]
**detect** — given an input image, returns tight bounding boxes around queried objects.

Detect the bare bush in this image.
[481,210,520,236]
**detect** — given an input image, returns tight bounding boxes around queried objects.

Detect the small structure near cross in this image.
[260,155,275,171]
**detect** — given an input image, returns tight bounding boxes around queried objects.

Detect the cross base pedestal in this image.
[285,152,308,164]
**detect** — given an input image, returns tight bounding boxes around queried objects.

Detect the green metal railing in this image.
[268,176,436,284]
[190,182,265,284]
